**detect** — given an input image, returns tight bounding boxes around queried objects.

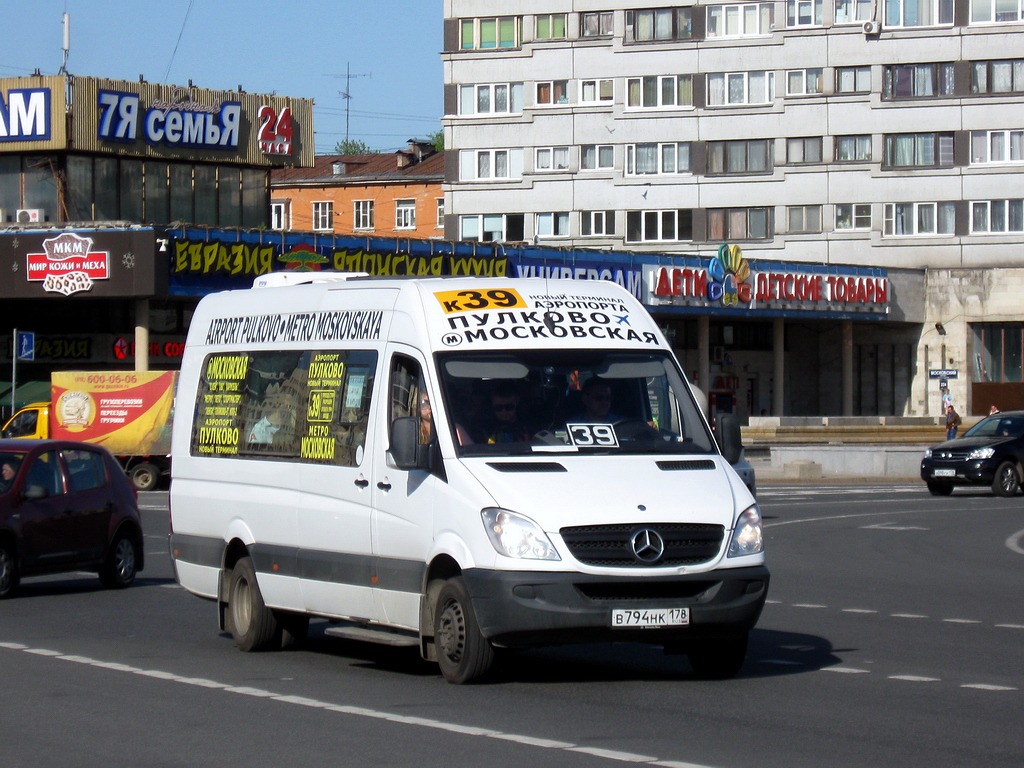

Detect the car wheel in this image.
[0,538,19,599]
[99,529,139,589]
[687,633,749,679]
[434,577,494,684]
[130,463,160,492]
[927,482,954,497]
[227,557,280,652]
[991,461,1021,497]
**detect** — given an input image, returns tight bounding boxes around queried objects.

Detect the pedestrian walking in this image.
[945,405,961,440]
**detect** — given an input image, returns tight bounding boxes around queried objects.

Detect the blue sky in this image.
[1,1,443,154]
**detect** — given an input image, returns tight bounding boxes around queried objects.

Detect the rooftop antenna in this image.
[338,62,371,146]
[59,12,70,75]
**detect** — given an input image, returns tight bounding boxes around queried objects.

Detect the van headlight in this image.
[482,508,560,561]
[728,505,764,558]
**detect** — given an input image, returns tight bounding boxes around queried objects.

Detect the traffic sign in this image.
[16,331,35,361]
[928,369,957,378]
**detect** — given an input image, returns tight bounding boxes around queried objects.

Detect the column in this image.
[135,298,150,372]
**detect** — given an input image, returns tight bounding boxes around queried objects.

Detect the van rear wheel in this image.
[227,557,279,652]
[434,577,494,684]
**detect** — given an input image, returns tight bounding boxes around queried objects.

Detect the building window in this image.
[626,8,693,41]
[626,142,692,175]
[460,148,524,181]
[788,137,823,163]
[971,130,1024,164]
[536,212,570,238]
[836,66,872,93]
[970,0,1024,22]
[395,199,416,230]
[836,203,872,230]
[436,198,445,229]
[627,75,694,108]
[580,79,614,104]
[707,140,771,174]
[971,60,1024,94]
[707,3,775,37]
[883,202,955,235]
[835,0,875,22]
[581,210,616,236]
[788,205,822,233]
[354,200,374,230]
[581,144,615,170]
[883,133,954,168]
[536,80,569,105]
[884,0,954,26]
[787,69,824,96]
[535,146,570,172]
[459,83,524,115]
[460,16,522,50]
[707,207,772,240]
[312,201,333,231]
[535,13,566,39]
[582,11,614,36]
[459,213,525,242]
[270,202,288,230]
[883,63,954,99]
[975,323,1024,383]
[836,134,873,161]
[707,71,775,106]
[626,210,694,242]
[788,0,824,25]
[970,199,1024,232]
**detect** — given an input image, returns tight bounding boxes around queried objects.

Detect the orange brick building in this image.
[270,141,444,239]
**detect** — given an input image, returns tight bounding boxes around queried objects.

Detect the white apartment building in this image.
[442,1,1024,419]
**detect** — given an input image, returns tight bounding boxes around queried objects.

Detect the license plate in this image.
[933,468,956,477]
[611,607,689,628]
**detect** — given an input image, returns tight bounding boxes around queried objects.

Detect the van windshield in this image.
[437,350,716,456]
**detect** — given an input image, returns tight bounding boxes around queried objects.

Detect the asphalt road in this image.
[1,485,1021,768]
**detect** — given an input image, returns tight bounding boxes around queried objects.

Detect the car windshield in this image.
[963,415,1024,439]
[437,349,716,457]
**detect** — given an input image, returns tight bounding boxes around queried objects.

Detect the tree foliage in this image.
[334,138,376,155]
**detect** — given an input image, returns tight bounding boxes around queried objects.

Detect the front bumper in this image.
[920,459,996,485]
[462,565,769,648]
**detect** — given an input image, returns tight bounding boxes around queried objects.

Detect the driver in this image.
[573,376,621,423]
[482,384,531,444]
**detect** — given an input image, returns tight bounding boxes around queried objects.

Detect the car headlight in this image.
[924,448,933,458]
[482,508,560,561]
[969,446,995,460]
[728,505,764,558]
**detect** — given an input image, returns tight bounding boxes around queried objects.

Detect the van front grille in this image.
[560,523,724,567]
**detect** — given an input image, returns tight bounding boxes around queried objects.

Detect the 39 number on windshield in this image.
[567,423,620,448]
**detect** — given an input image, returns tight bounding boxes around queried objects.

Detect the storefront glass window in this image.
[194,165,217,225]
[145,162,169,224]
[218,166,241,227]
[974,323,1024,381]
[170,165,194,223]
[23,155,59,218]
[94,157,119,220]
[119,159,144,223]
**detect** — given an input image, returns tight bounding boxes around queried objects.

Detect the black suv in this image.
[921,410,1024,497]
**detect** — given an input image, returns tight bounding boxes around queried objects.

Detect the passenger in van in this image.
[418,392,434,444]
[571,376,622,423]
[481,384,532,444]
[248,407,289,445]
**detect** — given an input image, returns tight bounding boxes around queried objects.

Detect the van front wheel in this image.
[434,577,494,684]
[227,557,279,652]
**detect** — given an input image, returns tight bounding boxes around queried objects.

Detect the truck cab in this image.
[2,402,49,440]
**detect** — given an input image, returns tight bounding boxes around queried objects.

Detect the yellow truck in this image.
[2,370,177,491]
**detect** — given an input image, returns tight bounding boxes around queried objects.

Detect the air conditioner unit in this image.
[862,20,881,35]
[16,208,44,223]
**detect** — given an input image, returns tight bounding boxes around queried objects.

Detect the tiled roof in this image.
[272,150,444,186]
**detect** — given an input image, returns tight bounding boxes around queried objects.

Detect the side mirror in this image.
[23,484,48,500]
[717,413,743,466]
[389,416,427,470]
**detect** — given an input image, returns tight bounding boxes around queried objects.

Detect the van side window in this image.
[191,349,377,467]
[389,355,432,445]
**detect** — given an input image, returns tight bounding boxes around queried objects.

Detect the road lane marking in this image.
[822,667,870,674]
[890,675,940,682]
[1,644,724,768]
[961,684,1017,691]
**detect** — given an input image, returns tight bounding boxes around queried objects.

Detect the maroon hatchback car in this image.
[0,439,144,598]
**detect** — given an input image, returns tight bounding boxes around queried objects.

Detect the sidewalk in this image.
[747,443,926,485]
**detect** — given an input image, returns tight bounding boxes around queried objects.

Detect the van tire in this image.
[686,633,748,679]
[434,577,494,684]
[227,557,279,652]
